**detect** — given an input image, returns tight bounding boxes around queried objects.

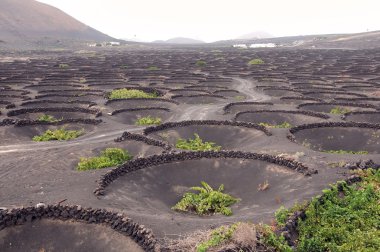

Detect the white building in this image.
[249,43,276,48]
[233,44,248,49]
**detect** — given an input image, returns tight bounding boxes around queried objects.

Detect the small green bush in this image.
[248,58,264,65]
[329,106,351,114]
[258,224,293,252]
[176,133,221,151]
[172,181,240,216]
[108,89,158,100]
[323,150,369,155]
[196,60,207,67]
[259,122,292,128]
[58,64,69,69]
[147,66,159,71]
[37,114,62,123]
[234,95,246,101]
[135,116,162,126]
[32,127,83,141]
[77,148,133,171]
[197,223,239,252]
[275,201,308,227]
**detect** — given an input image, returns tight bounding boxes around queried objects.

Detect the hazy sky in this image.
[37,0,380,42]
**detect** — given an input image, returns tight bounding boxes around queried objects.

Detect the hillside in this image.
[152,37,205,44]
[214,30,380,49]
[0,0,113,46]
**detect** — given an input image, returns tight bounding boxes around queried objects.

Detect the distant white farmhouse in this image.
[233,43,276,48]
[109,41,120,46]
[249,43,276,48]
[233,44,248,49]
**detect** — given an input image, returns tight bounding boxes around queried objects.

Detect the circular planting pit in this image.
[0,123,97,145]
[105,98,178,110]
[0,206,156,252]
[333,97,380,107]
[0,219,143,252]
[213,89,244,98]
[279,97,322,106]
[0,95,29,103]
[169,89,209,96]
[298,102,377,114]
[110,108,172,125]
[20,100,97,108]
[35,94,103,102]
[223,102,274,114]
[172,94,226,104]
[65,137,166,171]
[343,111,380,124]
[234,110,329,126]
[96,152,312,221]
[289,122,380,154]
[23,84,84,91]
[263,88,300,97]
[7,107,100,120]
[143,120,270,151]
[301,91,367,100]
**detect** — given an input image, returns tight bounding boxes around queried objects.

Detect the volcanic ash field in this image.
[0,48,380,251]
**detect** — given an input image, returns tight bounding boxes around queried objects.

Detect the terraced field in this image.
[0,48,379,251]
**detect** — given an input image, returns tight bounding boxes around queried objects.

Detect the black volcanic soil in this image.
[292,126,380,154]
[0,48,380,250]
[234,110,328,126]
[0,219,143,252]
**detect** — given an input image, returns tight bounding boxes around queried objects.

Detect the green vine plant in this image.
[172,181,240,216]
[259,122,292,128]
[196,223,239,252]
[176,133,221,151]
[295,168,380,251]
[329,106,351,114]
[248,58,264,65]
[196,60,207,67]
[108,89,158,100]
[135,116,162,126]
[77,148,133,171]
[32,127,83,142]
[37,114,62,123]
[323,150,369,155]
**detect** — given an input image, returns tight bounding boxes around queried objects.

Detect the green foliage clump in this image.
[32,127,83,141]
[259,122,292,128]
[248,58,264,65]
[258,224,293,252]
[196,223,239,252]
[77,148,133,171]
[108,89,158,100]
[196,60,207,67]
[329,106,351,114]
[176,133,221,151]
[296,169,380,252]
[135,116,162,126]
[58,63,69,69]
[323,150,369,155]
[37,114,62,123]
[147,66,160,71]
[172,181,240,216]
[275,201,308,227]
[234,95,246,101]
